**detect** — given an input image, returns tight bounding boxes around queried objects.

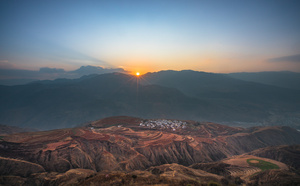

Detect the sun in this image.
[136,72,140,76]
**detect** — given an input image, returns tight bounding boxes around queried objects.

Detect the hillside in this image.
[0,73,205,129]
[228,71,300,90]
[248,145,300,173]
[0,71,300,130]
[0,116,299,185]
[0,124,37,135]
[191,154,300,186]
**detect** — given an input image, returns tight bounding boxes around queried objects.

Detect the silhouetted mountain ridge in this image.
[0,70,299,130]
[228,71,300,90]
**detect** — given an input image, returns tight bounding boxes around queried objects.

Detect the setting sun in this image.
[136,72,140,76]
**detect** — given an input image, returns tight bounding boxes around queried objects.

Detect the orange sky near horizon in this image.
[1,1,300,74]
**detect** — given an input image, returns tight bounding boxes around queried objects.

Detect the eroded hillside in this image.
[0,116,300,185]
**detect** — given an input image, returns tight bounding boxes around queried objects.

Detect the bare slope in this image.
[0,116,299,174]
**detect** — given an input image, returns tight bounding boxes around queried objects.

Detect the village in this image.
[139,119,187,131]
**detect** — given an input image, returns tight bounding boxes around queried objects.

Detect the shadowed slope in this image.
[1,70,300,130]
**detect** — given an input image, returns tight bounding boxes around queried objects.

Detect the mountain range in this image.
[228,71,300,90]
[0,70,299,130]
[0,65,126,86]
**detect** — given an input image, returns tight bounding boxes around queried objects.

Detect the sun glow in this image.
[136,72,140,76]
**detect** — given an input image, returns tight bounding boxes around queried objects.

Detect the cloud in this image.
[60,66,127,79]
[268,54,300,63]
[39,67,65,73]
[0,60,15,69]
[71,66,126,75]
[4,35,112,69]
[31,39,112,68]
[0,65,127,85]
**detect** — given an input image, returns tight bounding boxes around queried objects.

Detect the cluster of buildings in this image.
[139,119,187,131]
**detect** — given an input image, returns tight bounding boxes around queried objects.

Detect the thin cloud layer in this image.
[268,54,300,63]
[39,67,65,73]
[0,60,15,69]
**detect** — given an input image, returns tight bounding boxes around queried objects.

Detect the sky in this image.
[1,0,300,75]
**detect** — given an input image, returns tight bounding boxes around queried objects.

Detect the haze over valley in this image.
[0,69,300,130]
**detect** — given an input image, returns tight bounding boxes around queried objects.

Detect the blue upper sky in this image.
[1,0,300,74]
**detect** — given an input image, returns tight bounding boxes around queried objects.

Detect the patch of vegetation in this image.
[0,136,4,140]
[247,159,279,171]
[132,175,137,179]
[207,181,220,186]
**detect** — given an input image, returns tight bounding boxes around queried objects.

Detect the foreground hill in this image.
[0,70,300,130]
[191,154,300,186]
[248,145,300,173]
[0,116,299,185]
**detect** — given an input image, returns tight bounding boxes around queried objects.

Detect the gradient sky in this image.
[1,0,300,74]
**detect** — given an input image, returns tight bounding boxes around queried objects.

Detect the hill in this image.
[228,71,300,90]
[0,124,37,135]
[191,154,300,186]
[0,73,204,129]
[0,116,299,185]
[142,70,300,127]
[248,145,300,173]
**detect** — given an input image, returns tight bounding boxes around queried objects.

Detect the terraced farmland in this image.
[247,158,279,171]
